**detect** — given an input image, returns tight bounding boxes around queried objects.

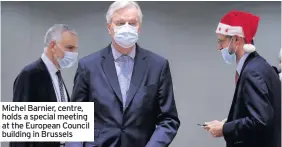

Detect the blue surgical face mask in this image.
[221,37,236,64]
[113,23,139,48]
[55,45,78,68]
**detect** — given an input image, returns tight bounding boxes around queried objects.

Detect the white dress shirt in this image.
[41,53,68,102]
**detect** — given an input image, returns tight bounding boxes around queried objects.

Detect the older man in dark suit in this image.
[66,1,180,147]
[11,24,78,147]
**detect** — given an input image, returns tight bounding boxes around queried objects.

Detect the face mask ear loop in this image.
[227,36,235,55]
[234,45,238,54]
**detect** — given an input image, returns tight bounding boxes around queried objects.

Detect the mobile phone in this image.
[197,124,207,127]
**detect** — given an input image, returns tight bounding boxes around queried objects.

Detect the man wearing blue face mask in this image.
[11,24,78,147]
[66,1,180,147]
[204,11,281,147]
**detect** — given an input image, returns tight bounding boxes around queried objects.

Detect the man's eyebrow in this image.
[65,45,76,48]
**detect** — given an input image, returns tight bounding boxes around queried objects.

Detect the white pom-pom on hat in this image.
[243,44,256,53]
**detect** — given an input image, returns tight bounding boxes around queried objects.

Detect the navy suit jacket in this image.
[223,52,281,147]
[66,44,180,147]
[11,58,70,147]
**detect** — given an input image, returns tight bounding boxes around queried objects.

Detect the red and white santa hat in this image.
[216,10,260,53]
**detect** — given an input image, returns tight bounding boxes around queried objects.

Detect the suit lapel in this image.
[38,58,58,102]
[125,45,148,109]
[101,45,123,103]
[228,52,259,120]
[235,51,259,89]
[101,44,148,107]
[62,81,70,101]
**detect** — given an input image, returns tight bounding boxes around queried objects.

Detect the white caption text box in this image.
[0,102,94,142]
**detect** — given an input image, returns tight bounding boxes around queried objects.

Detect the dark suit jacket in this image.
[68,44,180,147]
[223,52,281,147]
[10,58,70,147]
[272,66,279,74]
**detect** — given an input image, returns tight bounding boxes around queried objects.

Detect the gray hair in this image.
[106,1,143,24]
[44,24,76,51]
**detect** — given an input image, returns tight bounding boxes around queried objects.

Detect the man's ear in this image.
[233,35,239,41]
[138,23,142,34]
[107,23,112,35]
[49,41,56,52]
[234,35,241,45]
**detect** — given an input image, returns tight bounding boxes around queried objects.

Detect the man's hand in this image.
[204,120,224,137]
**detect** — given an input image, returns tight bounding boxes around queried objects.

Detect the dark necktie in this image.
[56,70,66,102]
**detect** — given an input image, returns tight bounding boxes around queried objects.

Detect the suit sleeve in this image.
[223,70,274,143]
[66,61,88,147]
[71,60,89,102]
[146,60,180,147]
[13,70,33,102]
[10,71,33,147]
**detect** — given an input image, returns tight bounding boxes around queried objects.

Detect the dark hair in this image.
[244,39,254,45]
[227,35,254,45]
[250,39,254,45]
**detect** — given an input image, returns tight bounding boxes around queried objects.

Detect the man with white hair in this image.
[11,24,78,147]
[67,1,180,147]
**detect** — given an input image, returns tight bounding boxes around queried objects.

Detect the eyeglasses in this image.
[217,36,232,45]
[217,39,225,44]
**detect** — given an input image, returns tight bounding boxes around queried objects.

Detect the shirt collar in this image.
[111,43,136,60]
[41,53,59,75]
[237,53,250,75]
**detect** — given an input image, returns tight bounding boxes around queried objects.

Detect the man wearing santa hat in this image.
[204,10,281,147]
